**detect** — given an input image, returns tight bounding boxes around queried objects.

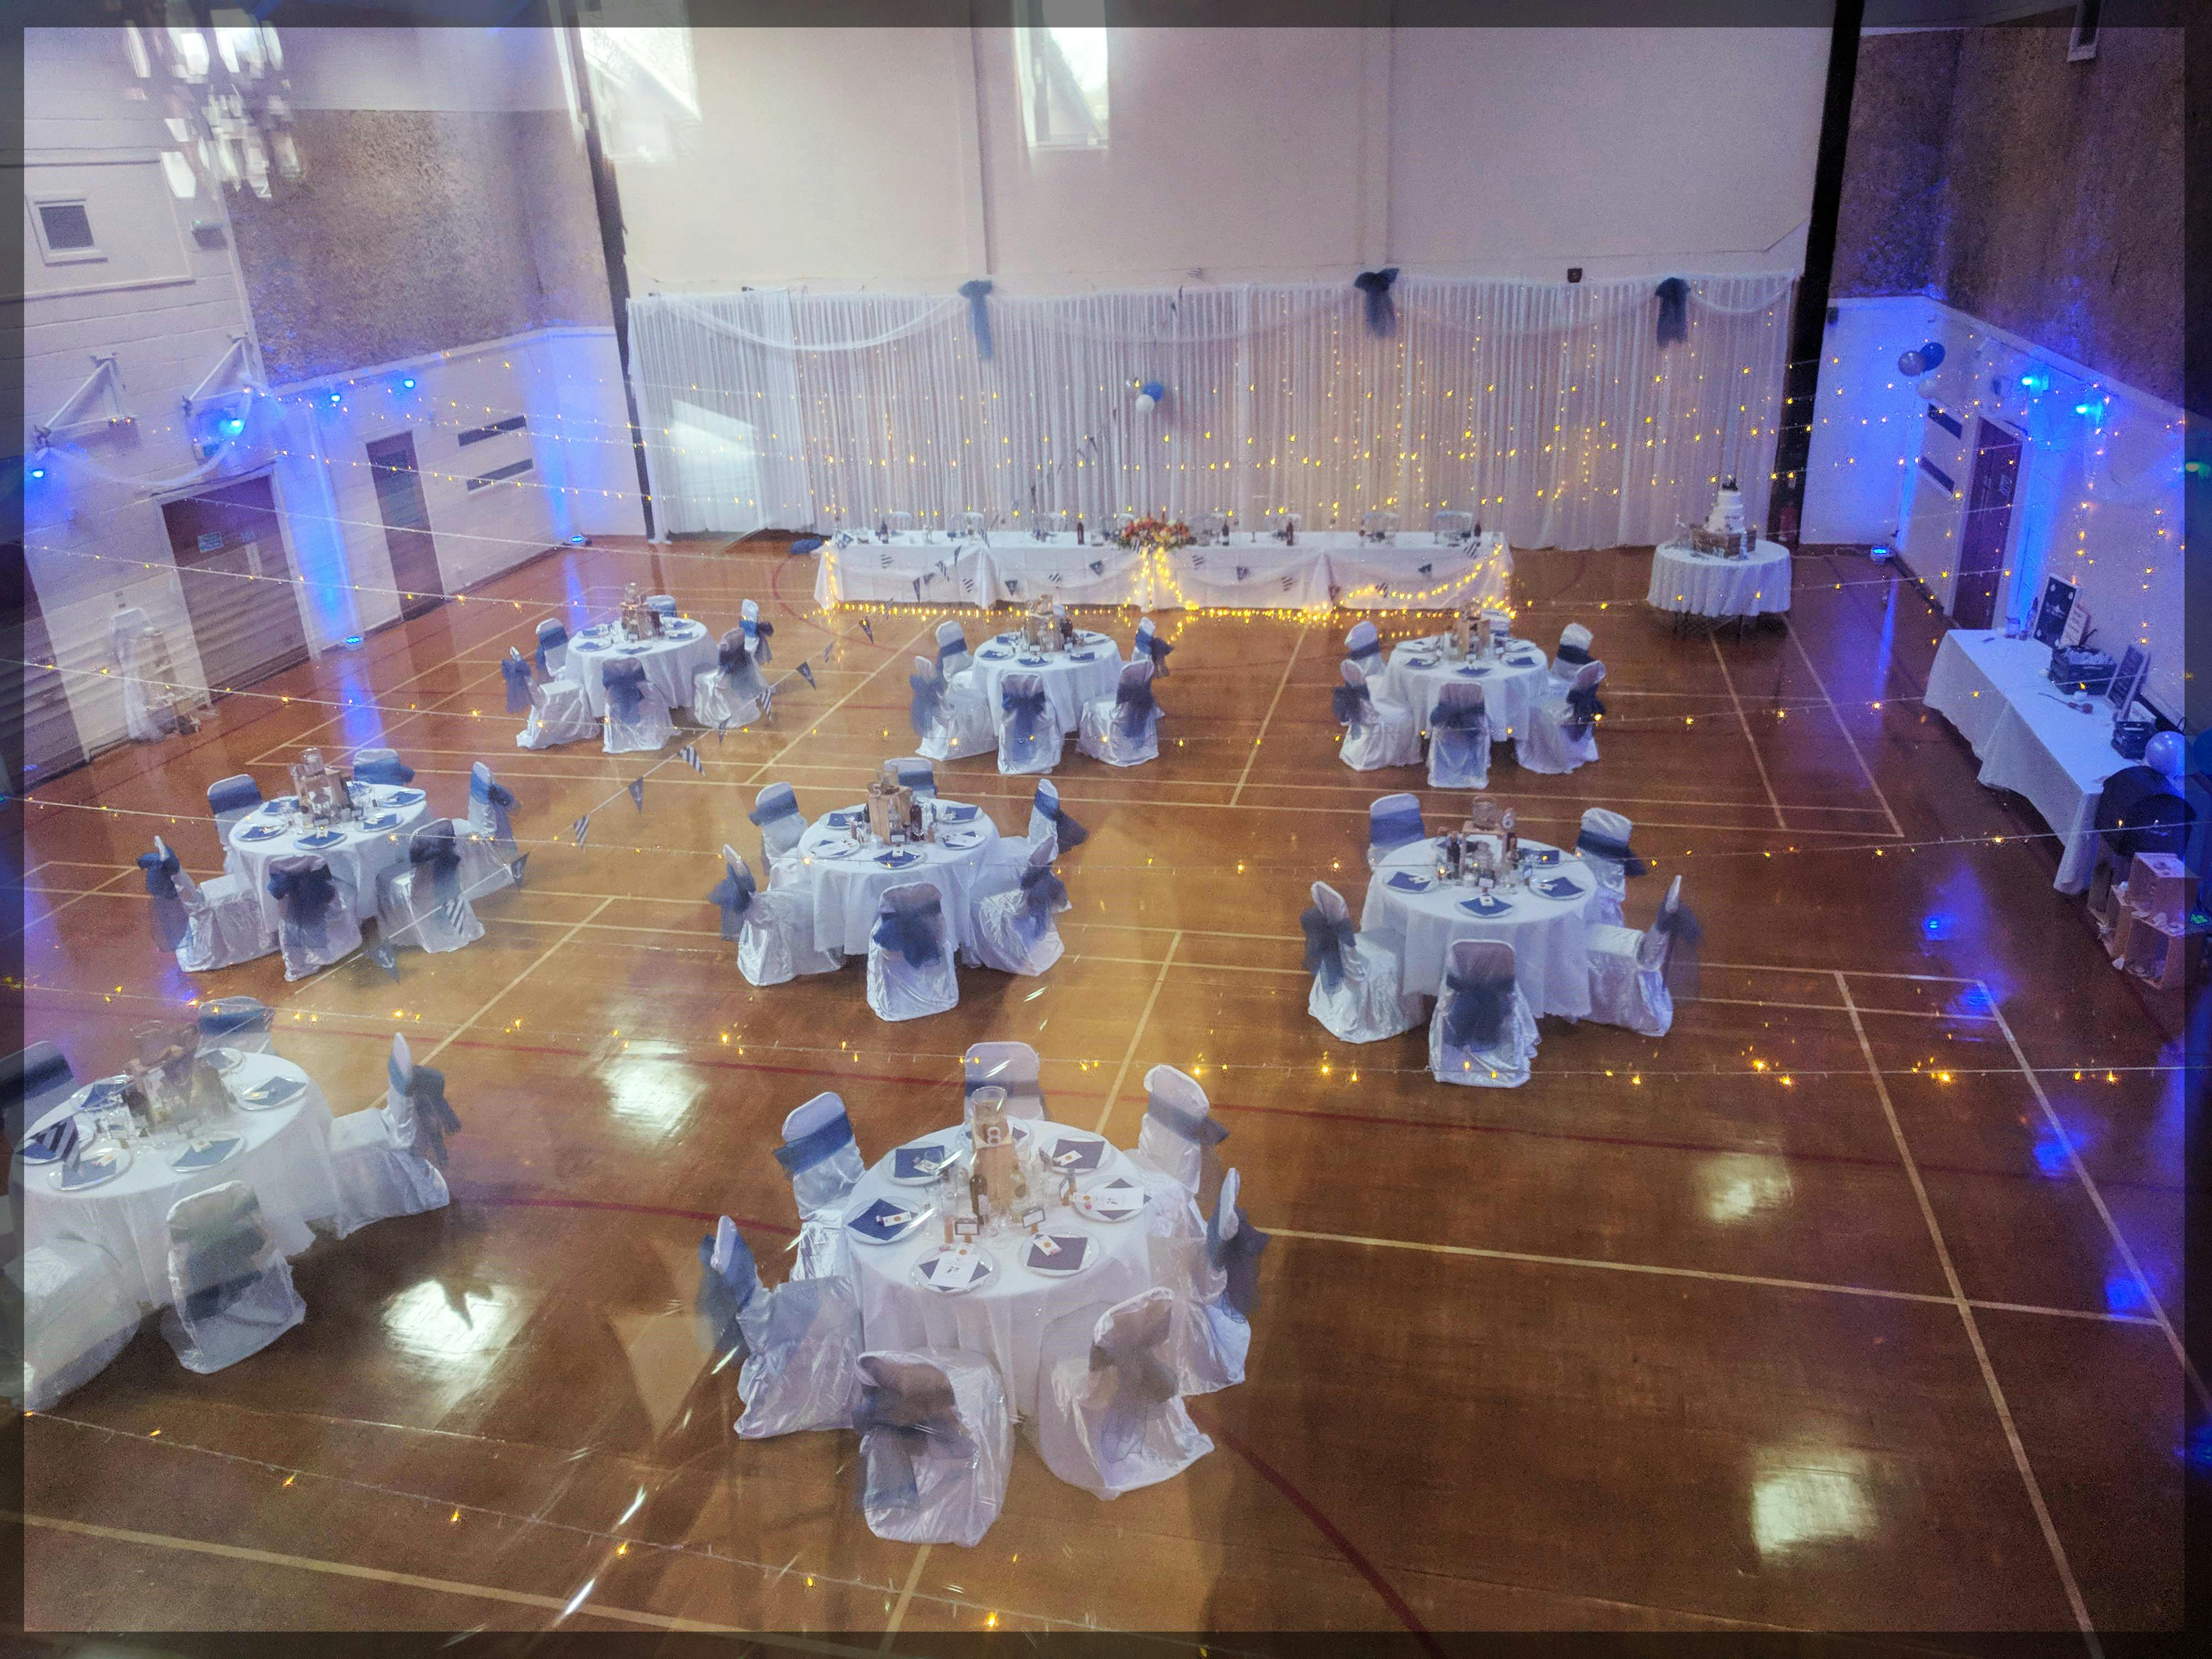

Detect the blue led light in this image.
[1920,912,1956,940]
[29,466,47,480]
[400,377,416,390]
[329,391,342,405]
[343,634,363,647]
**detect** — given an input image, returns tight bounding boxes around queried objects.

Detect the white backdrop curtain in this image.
[629,272,1795,551]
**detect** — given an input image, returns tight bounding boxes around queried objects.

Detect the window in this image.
[1015,6,1109,153]
[31,197,102,264]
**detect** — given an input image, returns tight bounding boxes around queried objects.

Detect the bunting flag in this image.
[438,895,468,935]
[859,618,874,643]
[572,814,591,846]
[795,662,816,688]
[509,853,530,888]
[366,934,400,980]
[715,718,731,743]
[678,744,704,775]
[628,777,646,811]
[823,639,838,664]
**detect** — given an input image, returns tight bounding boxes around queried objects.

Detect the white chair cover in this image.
[375,821,487,955]
[601,660,676,754]
[970,834,1066,976]
[13,1237,140,1409]
[534,617,573,680]
[646,593,676,617]
[969,780,1083,926]
[1130,1063,1218,1241]
[995,672,1066,775]
[1077,659,1161,767]
[961,1042,1049,1120]
[741,598,774,667]
[866,881,960,1022]
[1549,622,1596,695]
[267,854,363,981]
[1430,938,1538,1087]
[1133,614,1172,676]
[516,674,598,749]
[719,845,842,986]
[693,629,772,732]
[208,774,263,876]
[1367,793,1425,870]
[1518,659,1605,776]
[154,838,274,972]
[779,1092,867,1281]
[352,747,414,787]
[1155,1167,1265,1395]
[1028,1288,1214,1498]
[157,1181,306,1373]
[1576,807,1637,928]
[1303,881,1422,1043]
[854,1349,1012,1547]
[934,618,975,681]
[197,996,275,1056]
[698,1218,865,1438]
[749,783,808,880]
[1343,619,1386,676]
[911,656,994,762]
[330,1031,454,1237]
[1426,681,1491,789]
[893,755,938,798]
[460,762,519,901]
[1336,660,1421,771]
[1587,873,1684,1037]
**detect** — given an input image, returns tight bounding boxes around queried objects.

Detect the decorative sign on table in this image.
[2032,576,2078,647]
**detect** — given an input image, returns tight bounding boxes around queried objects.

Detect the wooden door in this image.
[161,474,309,696]
[1955,419,2019,630]
[368,431,444,619]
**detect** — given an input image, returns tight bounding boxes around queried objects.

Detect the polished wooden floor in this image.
[12,536,2188,1644]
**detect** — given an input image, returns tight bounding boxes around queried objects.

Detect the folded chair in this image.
[516,673,598,749]
[601,658,676,754]
[696,1216,864,1438]
[961,1041,1049,1120]
[1336,660,1420,771]
[1426,681,1491,789]
[1586,873,1700,1039]
[995,672,1065,775]
[142,838,273,972]
[1517,659,1606,775]
[695,630,772,732]
[1573,807,1644,928]
[1366,792,1425,870]
[909,655,994,762]
[375,821,486,955]
[12,1237,140,1409]
[778,1092,867,1281]
[1077,660,1161,767]
[461,762,520,900]
[714,845,840,985]
[267,854,362,981]
[970,834,1066,976]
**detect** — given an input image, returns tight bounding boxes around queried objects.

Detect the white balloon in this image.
[1916,374,1942,401]
[1134,392,1156,415]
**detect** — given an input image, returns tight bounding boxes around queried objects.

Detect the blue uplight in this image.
[2019,369,2050,394]
[29,466,47,481]
[400,376,416,390]
[1921,912,1956,940]
[222,417,245,435]
[328,391,343,406]
[2103,1271,2150,1317]
[342,634,364,647]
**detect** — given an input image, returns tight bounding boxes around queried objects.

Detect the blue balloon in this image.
[1139,381,1164,402]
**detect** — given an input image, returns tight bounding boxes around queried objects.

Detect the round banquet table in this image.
[1645,539,1793,618]
[229,787,431,928]
[794,800,1002,957]
[1359,834,1601,1017]
[563,617,718,717]
[965,630,1126,735]
[842,1120,1155,1417]
[19,1051,342,1308]
[1381,635,1554,746]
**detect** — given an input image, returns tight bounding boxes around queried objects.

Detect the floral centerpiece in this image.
[1111,516,1194,553]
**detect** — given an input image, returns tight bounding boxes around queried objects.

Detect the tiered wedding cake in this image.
[1689,477,1754,555]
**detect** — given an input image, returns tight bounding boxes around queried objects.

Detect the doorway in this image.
[0,543,87,785]
[160,474,311,697]
[1954,418,2020,630]
[368,432,444,619]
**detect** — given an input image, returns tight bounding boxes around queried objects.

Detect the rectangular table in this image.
[1924,630,2135,892]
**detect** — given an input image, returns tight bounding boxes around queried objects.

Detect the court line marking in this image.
[0,867,134,943]
[1708,633,1787,830]
[245,639,497,765]
[1092,930,1181,1136]
[1788,616,1907,839]
[746,619,939,787]
[1229,623,1308,806]
[1835,972,2098,1651]
[878,1545,932,1653]
[1983,984,2210,1413]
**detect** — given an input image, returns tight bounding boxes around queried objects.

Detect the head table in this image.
[229,787,432,926]
[794,800,1002,957]
[1360,833,1602,1017]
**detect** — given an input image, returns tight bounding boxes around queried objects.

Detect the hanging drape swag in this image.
[695,1229,758,1361]
[1655,276,1690,347]
[268,860,338,943]
[1016,865,1066,943]
[958,278,995,362]
[1090,1321,1179,1464]
[602,660,648,721]
[1300,906,1356,991]
[1429,698,1487,735]
[1113,677,1157,739]
[1035,789,1088,849]
[1656,901,1705,1000]
[1441,969,1514,1050]
[404,1064,461,1166]
[1002,683,1050,750]
[1565,684,1606,735]
[409,827,462,908]
[138,847,189,951]
[1354,267,1400,337]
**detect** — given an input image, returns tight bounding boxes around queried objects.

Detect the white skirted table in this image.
[1646,540,1793,619]
[19,1052,341,1309]
[1381,636,1554,746]
[794,800,1002,957]
[966,630,1125,734]
[563,618,717,716]
[228,788,431,927]
[1359,834,1602,1017]
[842,1120,1156,1417]
[1924,629,2136,893]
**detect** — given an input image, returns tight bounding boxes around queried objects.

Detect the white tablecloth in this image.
[20,1052,342,1308]
[795,801,1002,956]
[229,789,431,927]
[1646,540,1793,617]
[1382,636,1554,746]
[843,1121,1155,1417]
[1925,630,2132,892]
[563,619,717,716]
[814,531,1514,614]
[1360,834,1600,1015]
[966,631,1125,733]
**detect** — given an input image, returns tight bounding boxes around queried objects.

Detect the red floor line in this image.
[1192,1407,1444,1655]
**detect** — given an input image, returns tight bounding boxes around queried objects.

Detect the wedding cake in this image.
[1705,478,1747,536]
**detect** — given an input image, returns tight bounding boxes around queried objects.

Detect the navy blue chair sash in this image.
[1206,1195,1271,1319]
[138,847,190,951]
[855,1378,973,1511]
[1145,1096,1228,1147]
[1034,786,1088,848]
[1300,907,1356,991]
[1370,803,1425,849]
[409,827,462,909]
[709,864,758,940]
[1656,901,1705,1000]
[602,660,648,722]
[1441,969,1514,1051]
[267,860,338,944]
[873,898,945,968]
[534,624,569,678]
[775,1112,855,1176]
[501,654,534,715]
[1565,684,1605,736]
[1002,683,1049,750]
[1113,679,1157,740]
[1332,682,1372,725]
[1553,641,1593,667]
[1574,828,1646,876]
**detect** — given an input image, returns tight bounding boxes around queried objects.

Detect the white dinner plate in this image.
[52,1146,131,1190]
[1074,1175,1147,1223]
[911,1244,996,1294]
[1022,1233,1093,1277]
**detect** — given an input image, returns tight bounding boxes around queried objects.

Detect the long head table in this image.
[813,529,1511,614]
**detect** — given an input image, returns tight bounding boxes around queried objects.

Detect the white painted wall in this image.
[608,26,1829,294]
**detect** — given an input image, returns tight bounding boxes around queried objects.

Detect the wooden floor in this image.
[11,536,2188,1645]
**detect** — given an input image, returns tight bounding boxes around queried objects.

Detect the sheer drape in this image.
[631,273,1793,551]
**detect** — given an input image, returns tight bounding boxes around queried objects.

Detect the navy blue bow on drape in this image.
[1114,678,1157,740]
[855,1374,974,1511]
[602,660,648,723]
[501,654,534,715]
[1355,267,1400,336]
[695,1227,760,1363]
[1331,682,1372,726]
[958,278,995,362]
[1553,641,1593,667]
[1441,969,1514,1051]
[1300,906,1356,991]
[909,669,948,738]
[534,624,568,679]
[1017,864,1066,943]
[409,826,462,909]
[267,860,339,945]
[1034,788,1088,849]
[1207,1192,1271,1320]
[1090,1318,1179,1466]
[873,897,944,968]
[138,846,189,951]
[1002,682,1050,752]
[748,619,774,665]
[1655,900,1705,1000]
[1655,276,1690,347]
[1565,684,1606,736]
[709,862,757,940]
[1574,828,1647,876]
